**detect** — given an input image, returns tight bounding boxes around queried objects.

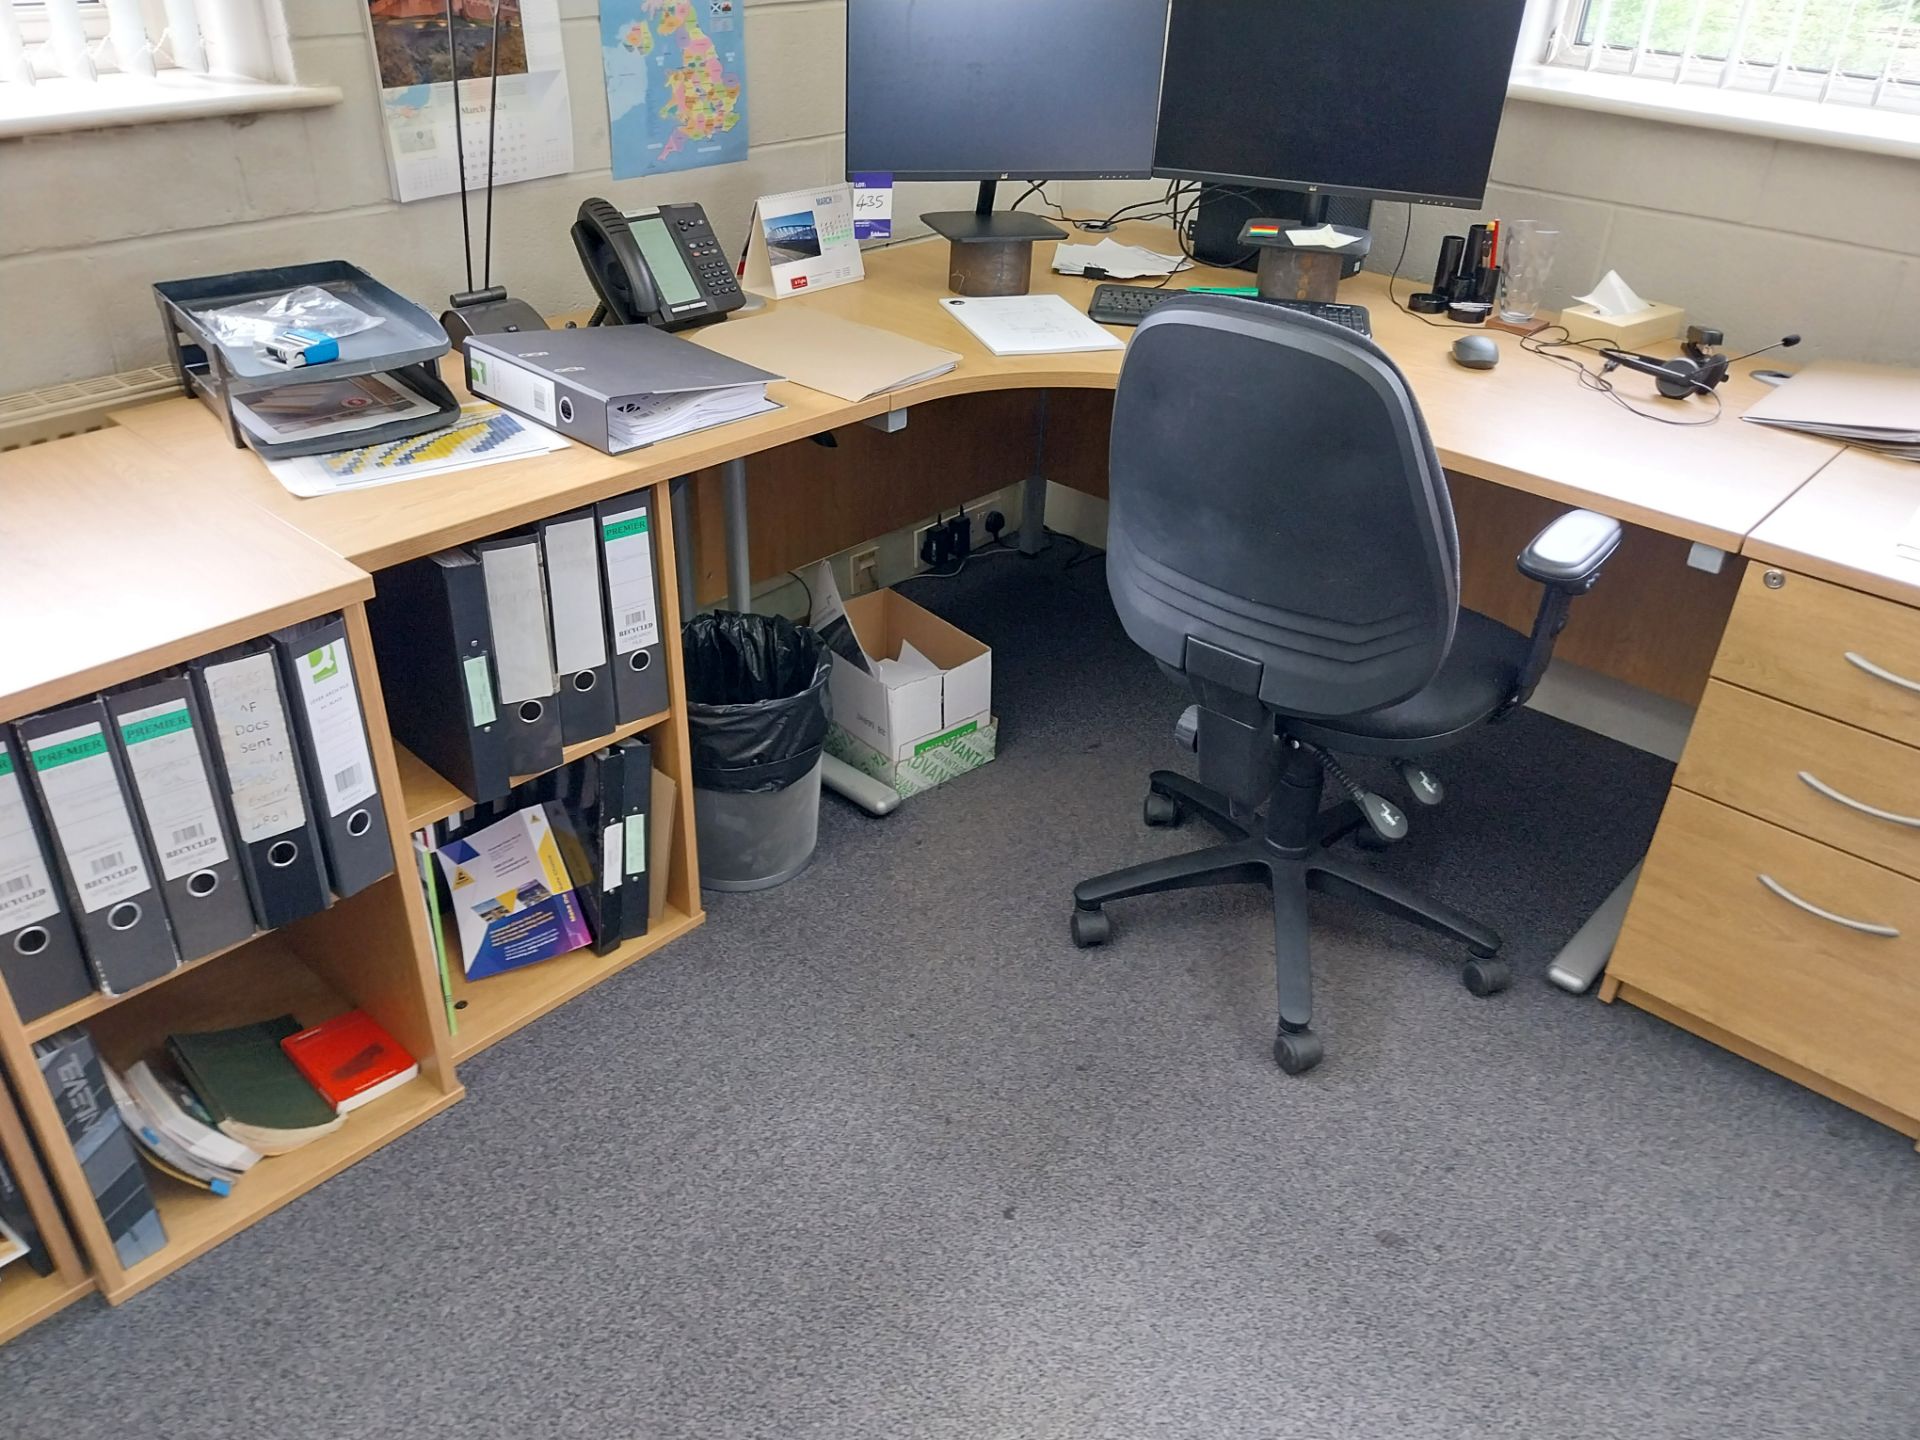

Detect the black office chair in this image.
[1069,296,1621,1074]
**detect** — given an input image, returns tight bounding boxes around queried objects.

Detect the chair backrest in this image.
[1106,296,1460,721]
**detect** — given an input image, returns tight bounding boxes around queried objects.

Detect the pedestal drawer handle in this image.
[1757,874,1899,938]
[1797,771,1920,829]
[1844,651,1920,696]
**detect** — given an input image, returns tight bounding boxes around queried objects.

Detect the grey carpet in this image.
[5,547,1917,1440]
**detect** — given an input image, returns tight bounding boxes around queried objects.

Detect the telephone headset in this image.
[1598,327,1802,400]
[570,198,745,332]
[1518,323,1804,427]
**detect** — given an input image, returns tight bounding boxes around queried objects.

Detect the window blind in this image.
[0,0,278,86]
[1544,0,1920,110]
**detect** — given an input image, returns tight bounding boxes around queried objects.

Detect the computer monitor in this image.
[844,0,1171,207]
[1153,0,1529,212]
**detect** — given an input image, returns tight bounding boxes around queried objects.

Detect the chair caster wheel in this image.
[1143,792,1181,827]
[1070,908,1111,948]
[1273,1028,1324,1075]
[1463,957,1511,996]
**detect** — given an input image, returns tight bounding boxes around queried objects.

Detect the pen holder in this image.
[1239,221,1373,304]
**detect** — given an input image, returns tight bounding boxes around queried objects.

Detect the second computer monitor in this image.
[1154,0,1529,208]
[843,0,1171,183]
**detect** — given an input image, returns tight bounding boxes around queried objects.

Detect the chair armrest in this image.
[1517,510,1623,591]
[1499,511,1624,716]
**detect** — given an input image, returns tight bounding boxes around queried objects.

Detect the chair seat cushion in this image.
[1285,608,1529,754]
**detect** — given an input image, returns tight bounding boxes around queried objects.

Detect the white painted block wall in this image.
[0,0,1913,394]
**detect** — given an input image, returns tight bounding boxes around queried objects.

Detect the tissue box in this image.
[1558,300,1686,351]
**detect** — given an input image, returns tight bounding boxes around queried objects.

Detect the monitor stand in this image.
[921,181,1067,297]
[1193,185,1374,274]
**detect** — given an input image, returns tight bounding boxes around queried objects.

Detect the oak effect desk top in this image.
[1745,448,1920,606]
[0,429,370,719]
[111,222,1842,571]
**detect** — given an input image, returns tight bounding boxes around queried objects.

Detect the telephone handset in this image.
[570,198,744,332]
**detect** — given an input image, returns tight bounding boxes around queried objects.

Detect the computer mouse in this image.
[1451,334,1500,370]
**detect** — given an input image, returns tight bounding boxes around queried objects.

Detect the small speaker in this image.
[1190,185,1374,275]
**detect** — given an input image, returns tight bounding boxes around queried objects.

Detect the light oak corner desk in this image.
[105,223,1920,1160]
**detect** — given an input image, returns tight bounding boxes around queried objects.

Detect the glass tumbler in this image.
[1498,221,1560,325]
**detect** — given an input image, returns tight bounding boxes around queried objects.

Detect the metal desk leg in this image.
[1548,862,1642,994]
[720,457,751,612]
[668,474,695,619]
[1019,391,1050,556]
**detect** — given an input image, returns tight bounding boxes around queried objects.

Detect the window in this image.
[1540,0,1920,112]
[0,0,338,136]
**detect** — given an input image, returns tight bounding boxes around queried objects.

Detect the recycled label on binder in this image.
[28,721,151,912]
[117,700,231,881]
[463,656,498,727]
[0,751,60,929]
[602,505,661,653]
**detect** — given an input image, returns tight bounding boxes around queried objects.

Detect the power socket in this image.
[916,519,951,569]
[850,546,880,593]
[945,510,972,562]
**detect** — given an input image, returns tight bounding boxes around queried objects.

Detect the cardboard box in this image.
[809,563,995,798]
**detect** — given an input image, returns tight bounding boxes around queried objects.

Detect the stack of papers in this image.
[264,402,570,498]
[231,374,440,446]
[609,386,780,450]
[1052,238,1191,280]
[692,308,959,401]
[939,294,1124,357]
[1743,361,1920,462]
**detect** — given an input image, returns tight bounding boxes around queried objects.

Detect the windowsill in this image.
[1509,65,1920,160]
[0,71,342,139]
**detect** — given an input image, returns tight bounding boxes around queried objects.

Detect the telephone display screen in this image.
[629,215,702,307]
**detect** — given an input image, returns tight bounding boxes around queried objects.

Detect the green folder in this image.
[166,1016,337,1132]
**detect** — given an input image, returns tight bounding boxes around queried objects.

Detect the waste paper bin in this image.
[683,612,832,891]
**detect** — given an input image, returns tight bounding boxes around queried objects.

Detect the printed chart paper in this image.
[601,0,749,179]
[367,0,574,204]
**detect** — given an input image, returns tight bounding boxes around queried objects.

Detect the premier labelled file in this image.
[597,492,671,724]
[0,729,93,1022]
[192,644,332,930]
[273,619,394,898]
[15,702,179,995]
[104,676,257,964]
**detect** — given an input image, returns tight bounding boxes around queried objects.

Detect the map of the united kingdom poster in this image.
[601,0,749,178]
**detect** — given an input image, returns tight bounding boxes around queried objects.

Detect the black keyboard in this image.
[1087,283,1372,336]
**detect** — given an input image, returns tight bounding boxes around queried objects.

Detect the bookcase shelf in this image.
[0,430,705,1340]
[32,926,461,1303]
[445,903,700,1063]
[111,1072,453,1304]
[23,931,263,1045]
[0,1259,93,1345]
[0,1074,93,1344]
[394,707,675,833]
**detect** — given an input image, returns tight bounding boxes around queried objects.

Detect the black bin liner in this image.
[683,612,832,794]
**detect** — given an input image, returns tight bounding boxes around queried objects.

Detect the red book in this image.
[280,1011,419,1116]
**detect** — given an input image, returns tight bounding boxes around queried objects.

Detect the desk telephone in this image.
[571,198,744,333]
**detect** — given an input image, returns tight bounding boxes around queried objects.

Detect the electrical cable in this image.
[444,0,474,293]
[481,0,502,290]
[1520,326,1725,427]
